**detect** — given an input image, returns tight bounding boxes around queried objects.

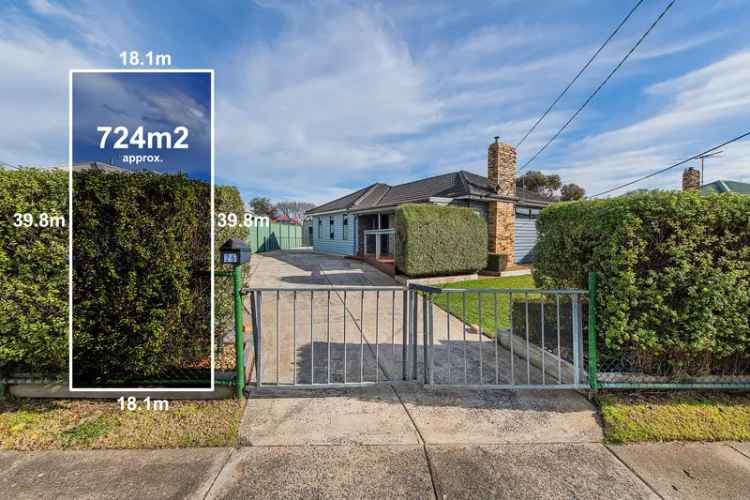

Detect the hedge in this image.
[0,169,68,377]
[533,191,750,376]
[395,203,487,277]
[0,168,248,382]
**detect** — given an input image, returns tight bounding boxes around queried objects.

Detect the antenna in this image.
[696,150,722,186]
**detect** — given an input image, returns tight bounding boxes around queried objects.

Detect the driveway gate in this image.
[241,284,589,390]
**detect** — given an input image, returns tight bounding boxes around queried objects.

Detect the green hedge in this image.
[534,191,750,376]
[0,169,68,377]
[0,168,248,381]
[395,203,487,277]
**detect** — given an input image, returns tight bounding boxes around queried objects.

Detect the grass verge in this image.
[0,398,245,450]
[432,275,536,335]
[600,391,750,443]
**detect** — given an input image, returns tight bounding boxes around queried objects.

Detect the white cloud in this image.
[542,50,750,196]
[216,4,443,201]
[0,20,95,165]
[28,0,86,25]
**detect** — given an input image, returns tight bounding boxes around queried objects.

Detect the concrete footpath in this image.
[3,387,750,499]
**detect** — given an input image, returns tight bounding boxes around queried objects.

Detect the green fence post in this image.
[587,271,599,392]
[234,264,245,398]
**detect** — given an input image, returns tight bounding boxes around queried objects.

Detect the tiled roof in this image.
[307,170,554,214]
[700,180,750,195]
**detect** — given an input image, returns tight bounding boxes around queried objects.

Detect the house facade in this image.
[306,139,551,271]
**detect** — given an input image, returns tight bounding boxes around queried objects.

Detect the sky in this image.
[1,0,749,204]
[72,72,211,179]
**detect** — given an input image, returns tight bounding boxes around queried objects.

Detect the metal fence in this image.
[240,283,591,391]
[411,284,589,389]
[586,273,750,391]
[247,222,305,253]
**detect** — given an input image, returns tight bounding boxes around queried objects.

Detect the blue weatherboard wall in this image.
[514,206,539,264]
[312,213,356,256]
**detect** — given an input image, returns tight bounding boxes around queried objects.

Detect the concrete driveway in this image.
[247,249,397,288]
[241,250,601,447]
[245,250,565,387]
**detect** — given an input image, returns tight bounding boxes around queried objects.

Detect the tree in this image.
[249,197,275,217]
[274,200,315,222]
[516,170,561,199]
[560,183,585,201]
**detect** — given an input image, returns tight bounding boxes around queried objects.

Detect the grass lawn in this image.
[600,391,750,443]
[431,275,536,336]
[0,398,245,450]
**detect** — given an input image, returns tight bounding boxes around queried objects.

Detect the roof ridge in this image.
[353,182,390,206]
[389,170,459,189]
[456,170,471,193]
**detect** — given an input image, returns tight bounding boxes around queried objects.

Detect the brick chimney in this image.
[488,136,517,197]
[682,167,700,192]
[487,137,517,270]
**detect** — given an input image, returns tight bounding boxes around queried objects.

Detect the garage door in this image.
[514,207,539,264]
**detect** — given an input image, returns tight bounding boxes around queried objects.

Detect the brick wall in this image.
[682,167,700,191]
[488,139,517,197]
[487,138,517,267]
[488,201,515,257]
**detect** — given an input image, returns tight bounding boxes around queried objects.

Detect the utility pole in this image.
[696,150,722,187]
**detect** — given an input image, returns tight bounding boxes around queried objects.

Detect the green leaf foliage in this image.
[0,169,68,377]
[0,168,248,381]
[395,203,487,277]
[533,191,750,376]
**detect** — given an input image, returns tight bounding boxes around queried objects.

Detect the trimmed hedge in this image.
[0,168,248,381]
[395,203,487,277]
[0,169,68,377]
[533,191,750,376]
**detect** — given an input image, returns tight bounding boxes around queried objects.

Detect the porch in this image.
[355,211,396,275]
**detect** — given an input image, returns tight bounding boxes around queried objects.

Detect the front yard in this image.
[431,274,536,335]
[0,398,245,450]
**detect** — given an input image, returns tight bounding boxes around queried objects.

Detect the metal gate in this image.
[245,287,409,387]
[411,284,587,389]
[242,284,588,390]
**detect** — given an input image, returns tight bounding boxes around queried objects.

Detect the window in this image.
[329,216,335,240]
[317,219,322,239]
[342,215,349,240]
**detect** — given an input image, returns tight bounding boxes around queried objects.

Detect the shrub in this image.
[534,191,750,376]
[0,168,248,381]
[0,169,68,376]
[214,185,249,338]
[395,203,487,277]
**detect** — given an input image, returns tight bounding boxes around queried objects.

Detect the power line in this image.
[518,0,676,174]
[515,0,646,148]
[591,131,750,198]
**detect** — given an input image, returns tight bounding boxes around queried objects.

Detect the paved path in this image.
[4,429,750,498]
[6,251,746,497]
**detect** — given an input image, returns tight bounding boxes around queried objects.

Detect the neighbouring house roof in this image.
[700,179,750,195]
[46,161,134,174]
[307,170,554,215]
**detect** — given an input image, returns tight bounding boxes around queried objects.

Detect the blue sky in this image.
[1,0,749,204]
[72,72,211,179]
